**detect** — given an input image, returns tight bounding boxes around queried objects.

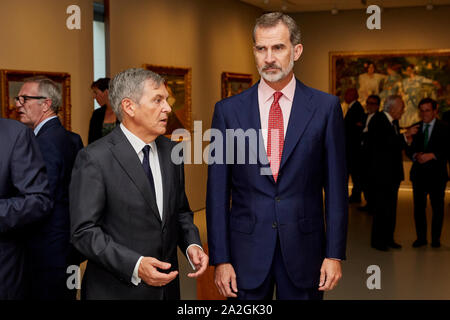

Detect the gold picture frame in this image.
[329,49,450,127]
[142,64,192,136]
[221,72,253,99]
[0,69,72,130]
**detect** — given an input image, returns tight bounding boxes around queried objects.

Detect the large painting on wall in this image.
[143,64,192,136]
[330,49,450,127]
[221,72,253,99]
[0,69,72,130]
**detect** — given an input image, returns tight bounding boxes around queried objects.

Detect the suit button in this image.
[275,197,281,202]
[272,222,278,229]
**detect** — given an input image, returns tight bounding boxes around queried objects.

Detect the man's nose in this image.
[264,49,275,64]
[163,100,172,113]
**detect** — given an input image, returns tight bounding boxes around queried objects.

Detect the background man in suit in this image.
[206,12,348,300]
[70,68,208,300]
[344,88,366,204]
[359,94,381,212]
[0,118,52,299]
[368,95,418,251]
[15,77,84,300]
[407,98,449,248]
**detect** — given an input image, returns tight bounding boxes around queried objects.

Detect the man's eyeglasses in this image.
[14,95,47,106]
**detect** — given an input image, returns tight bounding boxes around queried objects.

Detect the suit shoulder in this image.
[305,85,340,104]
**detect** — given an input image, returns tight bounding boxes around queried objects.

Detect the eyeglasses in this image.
[14,95,47,106]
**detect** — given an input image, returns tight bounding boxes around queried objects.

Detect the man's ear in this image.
[121,98,135,118]
[293,43,303,62]
[42,99,52,112]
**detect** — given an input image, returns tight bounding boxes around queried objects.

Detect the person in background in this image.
[88,77,119,144]
[406,98,449,248]
[359,94,381,212]
[367,95,418,251]
[0,118,52,299]
[344,88,365,204]
[15,76,84,300]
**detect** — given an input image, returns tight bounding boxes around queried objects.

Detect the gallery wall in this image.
[108,0,263,211]
[0,0,94,143]
[292,5,450,92]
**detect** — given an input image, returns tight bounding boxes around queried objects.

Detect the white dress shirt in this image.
[120,124,201,285]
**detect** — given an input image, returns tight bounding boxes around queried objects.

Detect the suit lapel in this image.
[231,83,271,172]
[155,136,173,228]
[279,80,316,171]
[109,127,161,223]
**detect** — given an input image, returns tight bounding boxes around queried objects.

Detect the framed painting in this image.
[221,72,253,99]
[143,64,192,136]
[329,49,450,127]
[0,69,71,130]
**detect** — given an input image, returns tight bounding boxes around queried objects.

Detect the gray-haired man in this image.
[70,68,208,299]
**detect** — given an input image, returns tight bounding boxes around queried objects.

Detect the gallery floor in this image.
[179,187,450,300]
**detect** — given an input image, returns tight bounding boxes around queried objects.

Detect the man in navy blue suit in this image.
[206,12,348,300]
[0,118,52,299]
[16,77,83,300]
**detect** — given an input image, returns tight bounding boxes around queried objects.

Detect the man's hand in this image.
[416,152,436,164]
[214,263,238,298]
[138,257,178,287]
[318,258,342,291]
[187,246,209,278]
[405,124,420,142]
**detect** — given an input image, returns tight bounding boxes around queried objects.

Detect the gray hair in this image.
[109,68,164,121]
[253,12,301,46]
[24,76,62,114]
[383,95,403,113]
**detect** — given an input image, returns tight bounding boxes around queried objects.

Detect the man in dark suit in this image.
[15,77,84,300]
[367,95,418,251]
[206,12,348,300]
[0,118,52,299]
[344,88,365,203]
[70,68,208,300]
[359,94,381,212]
[407,98,449,248]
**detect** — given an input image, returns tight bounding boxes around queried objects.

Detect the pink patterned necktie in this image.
[267,91,284,182]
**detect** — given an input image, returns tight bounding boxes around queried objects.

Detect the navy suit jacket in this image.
[26,117,84,269]
[206,79,348,290]
[0,119,52,299]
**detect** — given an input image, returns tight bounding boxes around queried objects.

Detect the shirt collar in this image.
[34,116,58,135]
[423,118,436,127]
[120,123,156,155]
[383,111,394,124]
[258,74,296,104]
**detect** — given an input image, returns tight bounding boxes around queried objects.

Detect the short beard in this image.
[257,49,294,83]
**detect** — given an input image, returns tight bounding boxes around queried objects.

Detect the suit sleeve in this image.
[70,148,141,282]
[0,127,52,233]
[323,97,349,260]
[206,101,232,265]
[176,160,202,254]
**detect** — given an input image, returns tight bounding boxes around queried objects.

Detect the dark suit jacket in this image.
[406,120,449,184]
[206,79,348,291]
[70,126,201,299]
[88,105,119,144]
[0,119,52,299]
[367,112,405,186]
[344,101,365,160]
[26,117,84,270]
